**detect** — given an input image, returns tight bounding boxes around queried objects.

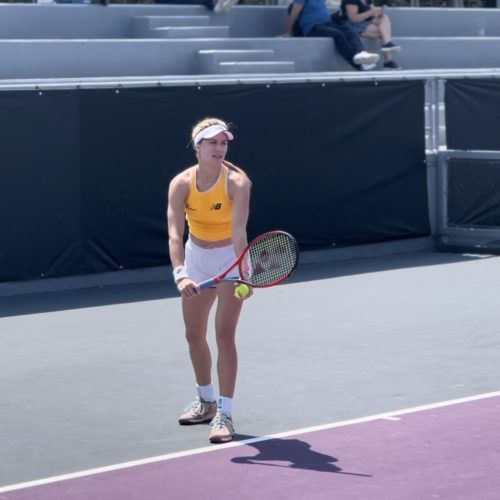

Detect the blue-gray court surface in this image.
[1,243,499,499]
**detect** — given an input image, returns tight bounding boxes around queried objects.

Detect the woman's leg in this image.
[182,289,217,386]
[214,282,243,399]
[207,283,243,443]
[362,22,392,62]
[178,289,218,426]
[374,14,392,45]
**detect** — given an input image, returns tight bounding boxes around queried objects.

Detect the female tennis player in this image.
[167,117,252,444]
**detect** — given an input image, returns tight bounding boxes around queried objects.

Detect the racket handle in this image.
[198,277,218,290]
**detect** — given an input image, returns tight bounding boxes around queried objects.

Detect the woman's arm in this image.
[287,2,304,36]
[167,171,190,281]
[167,171,200,297]
[229,171,251,258]
[345,3,378,23]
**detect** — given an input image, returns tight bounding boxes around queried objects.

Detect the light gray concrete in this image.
[395,36,500,70]
[133,15,211,33]
[2,5,500,78]
[3,5,500,40]
[0,4,287,39]
[216,60,296,73]
[0,38,335,79]
[390,7,500,37]
[197,48,276,73]
[152,25,230,38]
[1,249,499,486]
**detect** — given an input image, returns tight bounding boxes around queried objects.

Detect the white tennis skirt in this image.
[185,238,239,285]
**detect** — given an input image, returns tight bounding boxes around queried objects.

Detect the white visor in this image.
[193,124,234,146]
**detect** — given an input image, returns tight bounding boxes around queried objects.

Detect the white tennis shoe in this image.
[353,51,380,66]
[178,398,217,425]
[209,414,235,443]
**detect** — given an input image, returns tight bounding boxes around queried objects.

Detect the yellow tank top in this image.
[185,165,233,241]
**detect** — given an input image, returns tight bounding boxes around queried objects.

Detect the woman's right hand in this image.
[371,6,383,17]
[177,278,200,298]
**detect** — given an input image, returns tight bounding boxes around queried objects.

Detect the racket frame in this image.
[197,230,299,290]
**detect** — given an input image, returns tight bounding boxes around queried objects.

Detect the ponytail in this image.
[223,160,252,187]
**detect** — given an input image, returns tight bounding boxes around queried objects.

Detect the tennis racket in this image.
[198,230,299,290]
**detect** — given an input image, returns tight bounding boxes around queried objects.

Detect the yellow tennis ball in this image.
[234,284,250,299]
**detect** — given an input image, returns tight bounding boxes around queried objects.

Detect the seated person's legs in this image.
[362,17,401,69]
[309,22,379,70]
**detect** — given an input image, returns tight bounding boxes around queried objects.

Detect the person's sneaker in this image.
[360,62,377,71]
[353,51,380,66]
[209,414,235,443]
[383,60,402,70]
[381,41,401,53]
[178,398,217,425]
[213,0,238,13]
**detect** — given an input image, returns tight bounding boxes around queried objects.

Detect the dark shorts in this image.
[345,19,372,35]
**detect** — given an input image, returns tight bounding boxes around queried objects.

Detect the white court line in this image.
[1,390,499,494]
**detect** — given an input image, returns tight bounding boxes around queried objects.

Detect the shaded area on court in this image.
[0,250,488,318]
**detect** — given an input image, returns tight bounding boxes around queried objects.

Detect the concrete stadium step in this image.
[198,49,275,73]
[214,61,296,74]
[389,7,500,37]
[132,16,211,37]
[148,26,230,39]
[0,38,335,78]
[393,37,500,70]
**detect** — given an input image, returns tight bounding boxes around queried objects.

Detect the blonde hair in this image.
[191,117,250,184]
[191,117,228,143]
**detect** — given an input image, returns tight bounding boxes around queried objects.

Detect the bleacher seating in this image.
[1,4,500,80]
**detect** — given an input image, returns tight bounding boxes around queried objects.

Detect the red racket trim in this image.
[197,231,299,290]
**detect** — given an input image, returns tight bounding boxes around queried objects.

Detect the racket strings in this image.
[245,232,298,286]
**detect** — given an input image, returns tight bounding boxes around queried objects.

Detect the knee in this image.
[215,330,236,351]
[185,329,207,348]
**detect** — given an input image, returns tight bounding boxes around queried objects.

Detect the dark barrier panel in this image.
[0,90,81,282]
[0,81,428,282]
[448,158,500,228]
[446,79,500,151]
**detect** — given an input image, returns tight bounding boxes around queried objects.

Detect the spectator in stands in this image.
[287,0,380,71]
[155,0,237,13]
[341,0,401,70]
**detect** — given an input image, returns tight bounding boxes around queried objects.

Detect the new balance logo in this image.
[211,203,222,211]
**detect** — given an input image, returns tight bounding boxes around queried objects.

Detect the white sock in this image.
[197,383,215,402]
[217,396,233,417]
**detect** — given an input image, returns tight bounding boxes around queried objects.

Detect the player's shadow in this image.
[231,436,371,477]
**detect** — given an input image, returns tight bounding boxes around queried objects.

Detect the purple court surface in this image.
[1,393,499,500]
